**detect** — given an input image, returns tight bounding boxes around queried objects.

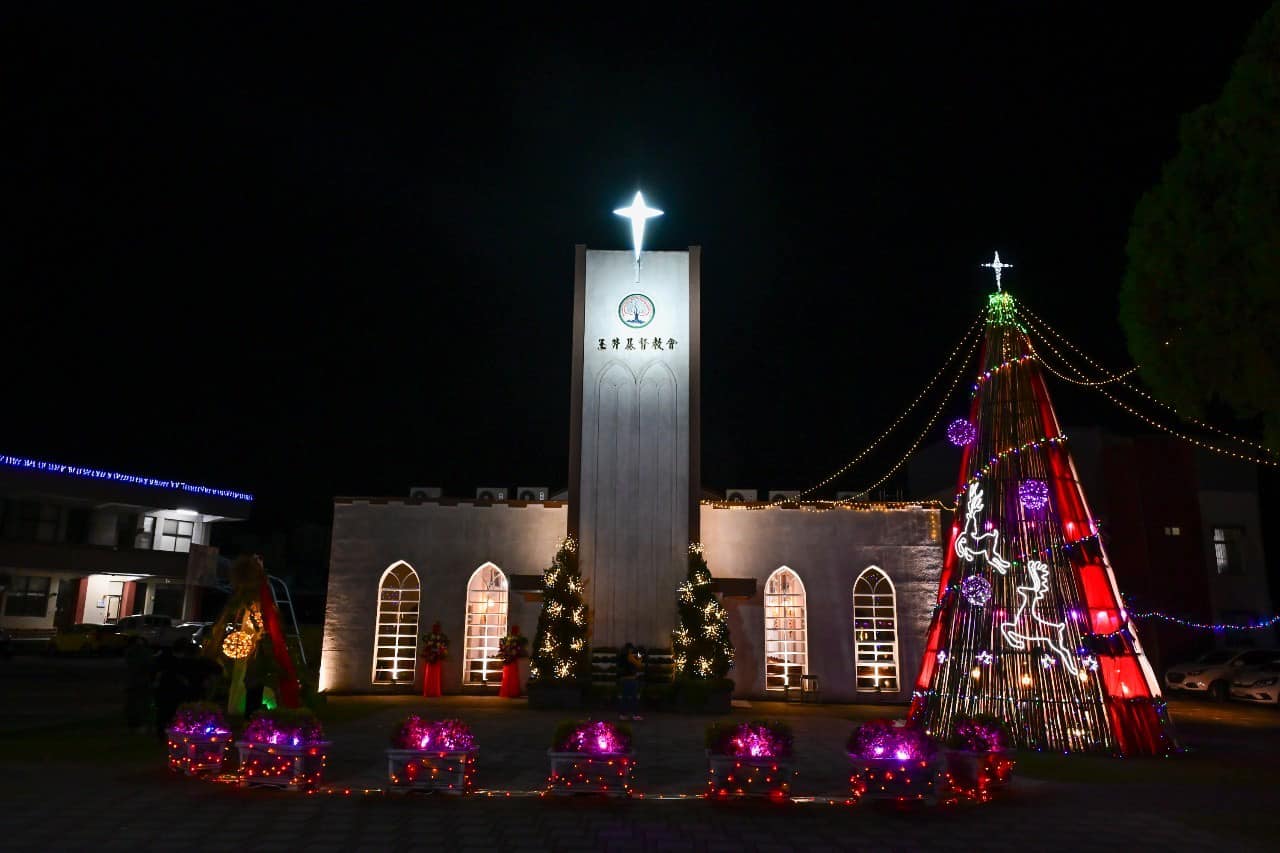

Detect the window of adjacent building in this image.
[135,516,156,549]
[157,518,194,553]
[372,562,420,685]
[853,567,899,692]
[5,501,60,542]
[1212,526,1245,575]
[764,567,807,691]
[462,563,509,685]
[4,575,51,617]
[1164,526,1181,536]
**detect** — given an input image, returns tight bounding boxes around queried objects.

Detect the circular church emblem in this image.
[618,293,655,329]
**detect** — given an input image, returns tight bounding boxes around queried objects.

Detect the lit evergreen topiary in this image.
[672,542,734,679]
[531,536,590,682]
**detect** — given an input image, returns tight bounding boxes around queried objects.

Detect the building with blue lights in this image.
[0,455,252,641]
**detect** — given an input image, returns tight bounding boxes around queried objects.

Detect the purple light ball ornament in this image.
[961,574,992,608]
[947,418,977,447]
[1018,478,1050,512]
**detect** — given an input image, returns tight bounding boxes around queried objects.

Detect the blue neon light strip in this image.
[1,453,253,503]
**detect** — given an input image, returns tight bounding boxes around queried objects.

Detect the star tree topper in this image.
[614,191,663,282]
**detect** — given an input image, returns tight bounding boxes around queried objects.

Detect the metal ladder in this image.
[266,574,307,668]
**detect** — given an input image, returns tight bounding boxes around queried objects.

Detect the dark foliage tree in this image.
[1121,4,1280,447]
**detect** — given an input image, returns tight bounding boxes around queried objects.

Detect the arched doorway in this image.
[764,567,807,691]
[463,563,509,685]
[372,561,420,685]
[853,566,900,692]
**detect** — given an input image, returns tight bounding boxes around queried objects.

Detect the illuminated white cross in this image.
[982,251,1013,292]
[613,191,663,281]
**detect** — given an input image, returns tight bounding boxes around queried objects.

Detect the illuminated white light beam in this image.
[982,251,1013,292]
[613,191,663,266]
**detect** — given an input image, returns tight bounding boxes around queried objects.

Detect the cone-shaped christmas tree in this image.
[909,286,1176,756]
[530,536,590,683]
[672,542,734,678]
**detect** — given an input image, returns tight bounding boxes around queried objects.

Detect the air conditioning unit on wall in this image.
[768,490,800,503]
[409,486,442,500]
[475,487,507,501]
[515,486,549,501]
[724,488,757,503]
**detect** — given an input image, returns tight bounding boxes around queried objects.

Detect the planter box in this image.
[386,748,477,794]
[943,748,1016,799]
[849,754,948,804]
[166,731,231,776]
[546,750,635,796]
[706,751,795,799]
[528,682,583,710]
[235,741,330,791]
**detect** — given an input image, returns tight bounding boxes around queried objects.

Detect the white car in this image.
[1165,648,1280,701]
[1230,661,1280,705]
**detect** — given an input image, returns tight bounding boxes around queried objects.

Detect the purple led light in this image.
[947,419,977,447]
[961,574,992,607]
[719,723,792,759]
[392,716,477,752]
[168,706,230,737]
[559,721,630,755]
[951,718,1006,752]
[243,714,325,747]
[848,720,935,762]
[1019,478,1050,511]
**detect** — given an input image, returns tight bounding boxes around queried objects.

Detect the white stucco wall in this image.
[319,500,568,693]
[700,503,943,704]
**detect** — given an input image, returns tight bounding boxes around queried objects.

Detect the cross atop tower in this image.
[982,251,1013,292]
[613,191,663,282]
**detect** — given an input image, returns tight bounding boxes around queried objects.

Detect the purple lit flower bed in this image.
[944,715,1016,799]
[387,716,478,794]
[547,720,635,796]
[235,710,329,791]
[706,721,796,799]
[847,720,947,804]
[166,702,232,776]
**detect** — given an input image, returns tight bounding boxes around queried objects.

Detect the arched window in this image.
[764,567,807,691]
[373,561,420,685]
[463,563,509,685]
[853,567,899,692]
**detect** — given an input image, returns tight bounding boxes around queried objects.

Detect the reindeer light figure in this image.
[1000,560,1078,674]
[954,483,1011,574]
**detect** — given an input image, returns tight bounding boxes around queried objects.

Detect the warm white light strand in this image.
[765,309,985,507]
[1017,305,1277,457]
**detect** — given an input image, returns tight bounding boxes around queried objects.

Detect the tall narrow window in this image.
[764,567,807,691]
[853,567,899,692]
[1212,526,1245,575]
[372,562,420,685]
[463,563,509,684]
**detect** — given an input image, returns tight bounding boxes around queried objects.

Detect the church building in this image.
[319,201,942,703]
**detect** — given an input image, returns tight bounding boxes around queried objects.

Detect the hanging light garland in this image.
[1126,608,1280,632]
[1016,305,1278,463]
[757,309,985,507]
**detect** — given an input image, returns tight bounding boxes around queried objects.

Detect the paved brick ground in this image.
[2,661,1277,852]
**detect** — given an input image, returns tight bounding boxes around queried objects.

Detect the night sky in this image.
[5,6,1273,530]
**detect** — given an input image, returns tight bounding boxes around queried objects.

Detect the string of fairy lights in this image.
[1016,304,1279,463]
[751,309,986,509]
[1126,607,1280,632]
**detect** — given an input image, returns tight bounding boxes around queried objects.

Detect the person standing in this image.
[616,643,644,721]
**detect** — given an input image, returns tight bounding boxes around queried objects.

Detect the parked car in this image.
[93,623,128,655]
[174,621,214,646]
[114,614,187,648]
[1230,661,1280,705]
[1165,648,1280,701]
[50,623,106,655]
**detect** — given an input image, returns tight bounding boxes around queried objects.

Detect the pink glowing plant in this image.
[391,715,477,752]
[554,720,632,755]
[707,721,795,759]
[847,719,936,762]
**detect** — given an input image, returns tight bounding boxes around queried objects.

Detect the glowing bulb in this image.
[1020,673,1032,687]
[971,666,981,680]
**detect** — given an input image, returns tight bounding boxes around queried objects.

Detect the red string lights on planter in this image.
[704,721,796,800]
[166,703,232,777]
[386,716,477,794]
[545,721,636,797]
[235,711,329,791]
